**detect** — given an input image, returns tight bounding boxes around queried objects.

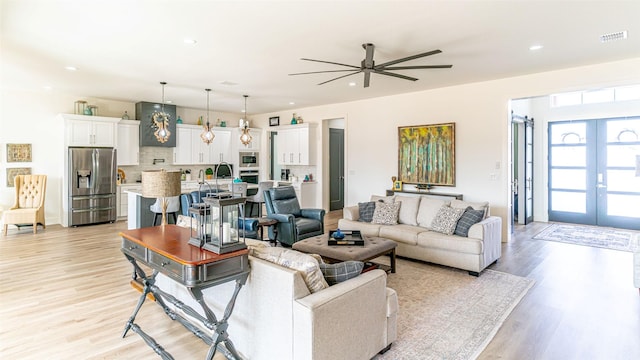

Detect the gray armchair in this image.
[264,186,325,246]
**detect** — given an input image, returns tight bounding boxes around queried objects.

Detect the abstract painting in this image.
[7,143,32,162]
[398,123,455,186]
[7,167,31,187]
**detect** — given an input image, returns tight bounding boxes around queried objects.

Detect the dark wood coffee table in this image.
[292,234,397,273]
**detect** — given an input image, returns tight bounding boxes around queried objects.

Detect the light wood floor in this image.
[1,211,638,359]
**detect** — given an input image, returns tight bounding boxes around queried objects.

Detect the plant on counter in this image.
[205,167,213,180]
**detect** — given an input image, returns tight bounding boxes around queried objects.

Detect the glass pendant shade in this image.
[239,95,252,146]
[201,88,215,144]
[152,82,171,143]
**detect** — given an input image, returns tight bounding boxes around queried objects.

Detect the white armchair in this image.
[3,175,47,235]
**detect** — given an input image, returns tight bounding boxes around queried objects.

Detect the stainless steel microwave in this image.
[239,152,259,168]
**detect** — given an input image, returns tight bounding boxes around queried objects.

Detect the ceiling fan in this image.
[289,43,452,88]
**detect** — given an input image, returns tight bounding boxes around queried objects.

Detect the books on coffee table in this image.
[328,230,365,246]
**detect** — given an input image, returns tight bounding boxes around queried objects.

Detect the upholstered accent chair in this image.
[3,174,47,235]
[264,186,325,246]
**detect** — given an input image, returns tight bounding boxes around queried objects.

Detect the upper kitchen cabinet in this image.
[59,114,118,147]
[117,120,140,165]
[235,128,262,152]
[135,101,177,147]
[173,125,232,165]
[276,123,317,165]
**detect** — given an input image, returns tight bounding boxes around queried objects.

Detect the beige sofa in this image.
[154,253,398,360]
[338,195,502,275]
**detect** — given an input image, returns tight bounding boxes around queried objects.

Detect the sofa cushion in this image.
[319,261,364,285]
[417,231,483,255]
[450,199,490,219]
[379,224,421,246]
[454,206,485,237]
[416,197,451,229]
[430,205,466,235]
[249,247,328,293]
[358,201,376,222]
[372,201,401,225]
[337,218,382,237]
[395,196,420,226]
[371,194,395,203]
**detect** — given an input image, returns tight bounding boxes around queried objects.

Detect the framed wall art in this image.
[398,123,455,187]
[7,167,32,187]
[269,116,280,126]
[7,143,32,162]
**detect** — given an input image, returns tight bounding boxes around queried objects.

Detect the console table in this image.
[120,225,249,360]
[386,189,463,200]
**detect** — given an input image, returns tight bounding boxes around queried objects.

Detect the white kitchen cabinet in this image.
[117,120,140,165]
[210,129,232,163]
[276,124,316,165]
[60,114,118,147]
[237,128,261,151]
[117,184,142,218]
[173,125,195,165]
[173,124,231,165]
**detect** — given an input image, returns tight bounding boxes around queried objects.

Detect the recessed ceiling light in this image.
[600,30,627,43]
[289,102,295,105]
[183,38,197,45]
[43,85,52,90]
[348,82,356,87]
[65,66,78,71]
[529,45,543,51]
[219,80,238,86]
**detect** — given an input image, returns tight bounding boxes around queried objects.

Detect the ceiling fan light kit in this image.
[289,43,452,87]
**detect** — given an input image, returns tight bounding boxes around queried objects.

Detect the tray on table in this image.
[328,230,365,246]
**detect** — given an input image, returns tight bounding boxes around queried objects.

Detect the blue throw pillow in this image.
[358,201,376,222]
[454,206,485,237]
[319,261,364,285]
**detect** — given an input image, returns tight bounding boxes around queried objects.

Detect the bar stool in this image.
[150,196,180,225]
[245,181,273,217]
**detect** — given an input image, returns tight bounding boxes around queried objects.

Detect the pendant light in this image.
[239,95,253,146]
[201,88,215,144]
[152,81,171,143]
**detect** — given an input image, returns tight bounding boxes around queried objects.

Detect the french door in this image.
[548,117,640,230]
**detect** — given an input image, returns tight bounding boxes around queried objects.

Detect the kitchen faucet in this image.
[198,169,205,183]
[215,162,233,198]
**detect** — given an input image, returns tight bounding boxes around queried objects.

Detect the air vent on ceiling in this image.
[600,31,628,43]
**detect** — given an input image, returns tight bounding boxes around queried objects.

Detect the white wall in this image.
[252,58,640,241]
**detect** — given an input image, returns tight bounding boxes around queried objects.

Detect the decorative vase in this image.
[176,116,183,124]
[84,107,92,116]
[121,111,130,120]
[291,113,297,125]
[332,229,345,240]
[197,116,203,125]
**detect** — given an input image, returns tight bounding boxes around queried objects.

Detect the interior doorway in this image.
[511,112,534,230]
[329,128,344,211]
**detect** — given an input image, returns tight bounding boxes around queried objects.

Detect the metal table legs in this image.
[122,254,249,360]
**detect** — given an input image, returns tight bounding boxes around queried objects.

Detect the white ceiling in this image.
[2,0,639,115]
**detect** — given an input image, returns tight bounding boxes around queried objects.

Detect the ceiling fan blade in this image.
[300,58,361,69]
[317,70,362,85]
[376,49,442,68]
[289,69,363,76]
[375,70,419,82]
[382,64,453,70]
[363,43,375,68]
[364,71,371,87]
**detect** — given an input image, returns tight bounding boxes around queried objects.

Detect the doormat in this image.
[533,223,638,252]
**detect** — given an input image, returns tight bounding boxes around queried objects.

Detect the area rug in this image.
[533,223,637,252]
[374,259,534,360]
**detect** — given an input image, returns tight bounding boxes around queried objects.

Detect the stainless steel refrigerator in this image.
[68,147,117,226]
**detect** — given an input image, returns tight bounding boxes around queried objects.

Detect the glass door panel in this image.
[549,117,640,230]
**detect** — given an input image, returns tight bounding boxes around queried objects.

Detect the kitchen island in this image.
[124,180,257,230]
